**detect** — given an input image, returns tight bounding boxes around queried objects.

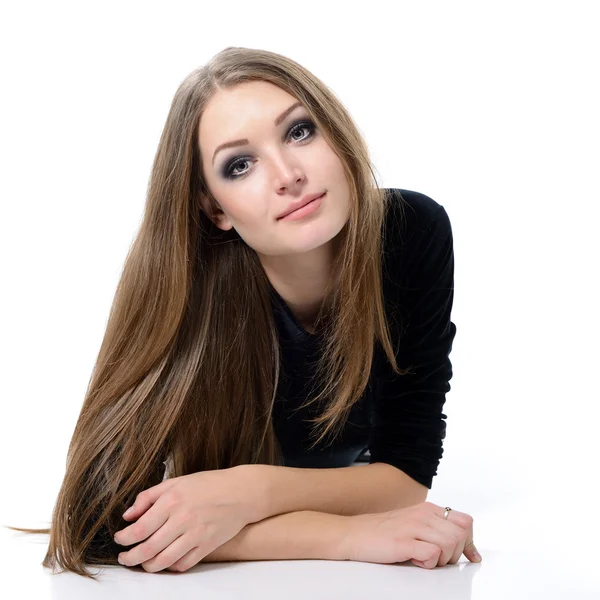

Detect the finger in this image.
[438,507,481,564]
[444,521,468,565]
[145,534,194,573]
[447,509,480,563]
[121,478,178,521]
[115,500,170,548]
[427,506,467,567]
[167,543,207,573]
[138,532,190,572]
[410,540,441,569]
[411,523,452,568]
[462,518,482,563]
[119,519,184,568]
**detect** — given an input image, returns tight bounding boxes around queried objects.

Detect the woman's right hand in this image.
[339,501,482,569]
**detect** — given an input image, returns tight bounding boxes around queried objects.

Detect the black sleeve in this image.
[368,203,457,489]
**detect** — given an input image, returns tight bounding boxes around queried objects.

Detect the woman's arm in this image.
[202,510,351,562]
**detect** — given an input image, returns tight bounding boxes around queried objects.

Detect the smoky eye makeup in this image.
[219,117,318,181]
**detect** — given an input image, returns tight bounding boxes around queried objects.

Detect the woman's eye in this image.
[224,119,316,180]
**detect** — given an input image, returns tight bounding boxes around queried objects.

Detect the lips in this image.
[277,192,325,220]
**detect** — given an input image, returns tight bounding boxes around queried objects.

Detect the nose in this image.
[276,169,304,193]
[269,150,305,191]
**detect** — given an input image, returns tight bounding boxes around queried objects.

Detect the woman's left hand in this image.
[113,465,261,572]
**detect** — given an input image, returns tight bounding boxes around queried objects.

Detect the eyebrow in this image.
[211,101,303,166]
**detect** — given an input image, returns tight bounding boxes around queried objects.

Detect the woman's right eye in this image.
[226,158,253,179]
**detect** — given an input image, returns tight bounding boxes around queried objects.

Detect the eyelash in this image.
[222,119,317,180]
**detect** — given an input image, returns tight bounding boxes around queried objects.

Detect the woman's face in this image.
[197,80,350,258]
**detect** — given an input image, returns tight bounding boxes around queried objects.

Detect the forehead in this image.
[198,81,300,149]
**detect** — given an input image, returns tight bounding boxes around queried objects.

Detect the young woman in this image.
[7,46,481,577]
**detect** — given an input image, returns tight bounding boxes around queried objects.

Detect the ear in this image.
[199,192,233,232]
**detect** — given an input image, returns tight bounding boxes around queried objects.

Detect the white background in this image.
[1,1,598,597]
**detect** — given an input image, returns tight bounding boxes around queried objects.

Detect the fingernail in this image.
[474,550,482,561]
[117,554,124,565]
[123,507,133,517]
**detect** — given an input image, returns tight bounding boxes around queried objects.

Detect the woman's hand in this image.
[113,465,260,572]
[340,501,482,569]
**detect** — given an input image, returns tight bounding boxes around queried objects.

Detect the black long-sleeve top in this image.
[268,188,456,489]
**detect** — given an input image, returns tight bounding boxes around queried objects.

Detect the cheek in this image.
[238,188,271,222]
[225,196,270,238]
[314,146,345,179]
[218,190,261,222]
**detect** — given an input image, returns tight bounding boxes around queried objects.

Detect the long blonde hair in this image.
[5,46,410,579]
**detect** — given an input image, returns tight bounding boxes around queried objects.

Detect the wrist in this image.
[335,514,360,561]
[233,464,274,523]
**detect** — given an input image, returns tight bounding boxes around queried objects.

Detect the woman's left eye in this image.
[223,119,317,180]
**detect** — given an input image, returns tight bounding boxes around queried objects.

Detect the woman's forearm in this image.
[202,510,351,562]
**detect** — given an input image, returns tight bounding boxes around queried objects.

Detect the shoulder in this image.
[383,188,452,253]
[382,188,448,243]
[379,188,454,285]
[385,187,443,217]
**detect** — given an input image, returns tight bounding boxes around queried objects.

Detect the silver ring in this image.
[443,507,452,520]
